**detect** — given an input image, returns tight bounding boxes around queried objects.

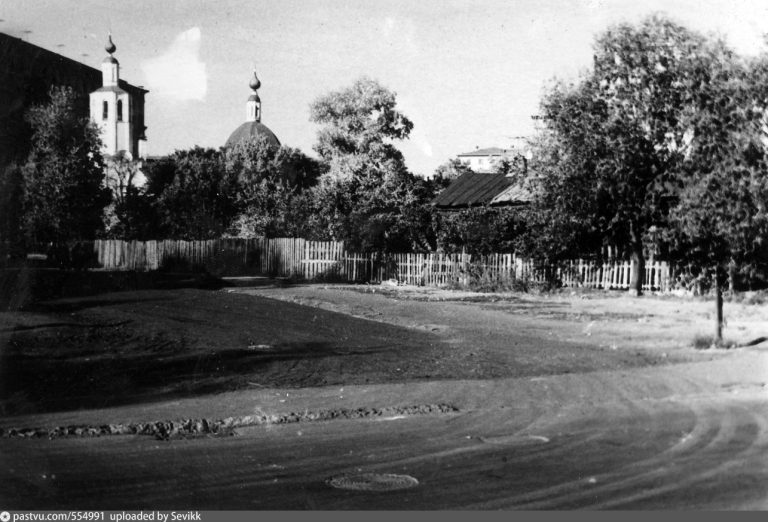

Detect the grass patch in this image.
[692,333,737,349]
[692,334,715,349]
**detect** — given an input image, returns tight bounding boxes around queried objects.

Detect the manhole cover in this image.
[326,472,419,491]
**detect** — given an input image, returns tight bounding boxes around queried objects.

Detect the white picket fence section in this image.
[90,239,671,291]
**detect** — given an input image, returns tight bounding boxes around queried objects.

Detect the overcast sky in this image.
[2,0,767,175]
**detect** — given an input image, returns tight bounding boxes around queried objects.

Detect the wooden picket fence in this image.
[89,238,671,291]
[378,253,669,291]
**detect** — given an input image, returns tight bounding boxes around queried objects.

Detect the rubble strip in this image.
[0,403,459,440]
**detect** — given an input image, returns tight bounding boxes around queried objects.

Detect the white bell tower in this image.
[89,34,132,158]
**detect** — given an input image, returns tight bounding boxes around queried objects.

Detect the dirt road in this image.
[2,351,766,509]
[1,283,766,509]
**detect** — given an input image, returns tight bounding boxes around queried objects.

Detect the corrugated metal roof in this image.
[432,172,519,208]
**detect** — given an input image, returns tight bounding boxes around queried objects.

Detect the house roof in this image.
[433,171,529,208]
[457,147,509,157]
[490,183,532,205]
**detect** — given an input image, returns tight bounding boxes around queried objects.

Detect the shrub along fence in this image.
[84,238,672,292]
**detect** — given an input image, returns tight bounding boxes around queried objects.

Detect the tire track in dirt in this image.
[457,385,767,509]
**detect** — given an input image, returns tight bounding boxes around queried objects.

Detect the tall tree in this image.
[308,77,433,251]
[533,15,714,294]
[665,43,768,342]
[310,76,413,183]
[21,86,110,244]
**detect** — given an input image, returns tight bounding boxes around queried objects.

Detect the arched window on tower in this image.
[117,100,123,121]
[102,101,108,120]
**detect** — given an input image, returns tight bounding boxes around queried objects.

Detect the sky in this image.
[2,0,767,176]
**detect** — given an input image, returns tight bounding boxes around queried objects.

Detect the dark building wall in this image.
[0,33,147,167]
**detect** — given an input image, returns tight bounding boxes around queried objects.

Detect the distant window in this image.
[117,100,123,121]
[102,101,108,120]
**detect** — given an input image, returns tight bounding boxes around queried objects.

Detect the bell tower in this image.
[89,34,132,158]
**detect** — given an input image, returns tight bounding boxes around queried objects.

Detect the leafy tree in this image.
[308,77,433,251]
[310,76,413,182]
[224,135,323,237]
[152,147,239,239]
[532,15,714,294]
[665,44,768,342]
[20,86,110,244]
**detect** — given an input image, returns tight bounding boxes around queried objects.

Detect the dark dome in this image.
[225,121,280,148]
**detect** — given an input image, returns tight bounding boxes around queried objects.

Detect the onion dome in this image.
[249,70,261,91]
[105,34,116,55]
[225,69,280,148]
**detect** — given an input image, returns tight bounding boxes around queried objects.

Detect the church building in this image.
[0,32,147,168]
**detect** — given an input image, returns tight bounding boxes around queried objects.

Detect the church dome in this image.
[225,121,280,148]
[225,69,280,148]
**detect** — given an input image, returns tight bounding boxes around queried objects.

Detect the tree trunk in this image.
[728,258,736,293]
[628,222,645,297]
[715,264,724,344]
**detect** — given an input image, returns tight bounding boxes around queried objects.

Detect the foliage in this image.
[306,169,437,251]
[223,136,323,237]
[435,207,527,255]
[308,77,435,251]
[664,48,768,283]
[662,44,768,339]
[515,131,605,260]
[310,76,413,181]
[144,138,324,240]
[224,135,322,191]
[20,86,110,244]
[527,15,716,292]
[151,147,239,239]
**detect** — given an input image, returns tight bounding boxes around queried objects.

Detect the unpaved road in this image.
[2,352,766,509]
[1,283,767,509]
